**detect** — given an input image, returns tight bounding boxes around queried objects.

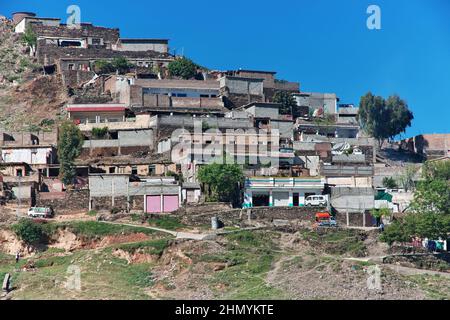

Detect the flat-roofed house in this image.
[244,177,326,208]
[67,104,127,125]
[113,38,169,54]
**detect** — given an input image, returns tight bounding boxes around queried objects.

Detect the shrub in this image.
[12,219,47,245]
[91,127,108,139]
[382,177,398,189]
[86,210,97,217]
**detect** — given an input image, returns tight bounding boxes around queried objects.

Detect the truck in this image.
[27,207,54,219]
[314,212,338,228]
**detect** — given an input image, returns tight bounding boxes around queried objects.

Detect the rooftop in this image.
[119,38,169,44]
[66,104,127,112]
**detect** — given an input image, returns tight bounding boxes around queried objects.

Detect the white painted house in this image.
[244,177,326,208]
[1,146,55,166]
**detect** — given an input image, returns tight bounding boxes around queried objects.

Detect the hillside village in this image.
[0,12,449,300]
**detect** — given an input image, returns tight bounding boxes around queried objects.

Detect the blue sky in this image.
[1,0,449,138]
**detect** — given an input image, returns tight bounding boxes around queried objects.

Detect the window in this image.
[131,166,138,175]
[16,169,23,177]
[68,64,75,70]
[91,38,102,45]
[148,165,156,176]
[109,167,116,174]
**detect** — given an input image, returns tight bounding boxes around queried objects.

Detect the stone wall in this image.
[90,195,144,212]
[180,206,324,226]
[178,205,375,228]
[36,44,170,66]
[61,70,96,87]
[32,23,119,44]
[223,93,264,109]
[36,189,89,213]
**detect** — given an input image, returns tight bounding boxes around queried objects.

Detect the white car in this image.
[305,195,328,207]
[27,207,53,218]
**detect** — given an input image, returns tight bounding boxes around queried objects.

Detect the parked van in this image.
[305,195,328,207]
[27,207,53,218]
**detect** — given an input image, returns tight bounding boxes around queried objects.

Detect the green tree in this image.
[167,57,198,79]
[382,213,450,245]
[273,91,298,115]
[398,165,418,191]
[12,219,46,245]
[422,160,450,181]
[197,163,244,202]
[412,179,450,215]
[21,27,37,48]
[58,121,84,185]
[112,57,133,74]
[381,159,450,244]
[94,59,114,74]
[382,177,398,189]
[358,92,414,147]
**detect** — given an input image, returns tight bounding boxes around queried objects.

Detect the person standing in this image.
[15,252,20,263]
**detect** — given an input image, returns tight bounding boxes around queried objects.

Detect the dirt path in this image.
[99,221,218,240]
[384,264,450,278]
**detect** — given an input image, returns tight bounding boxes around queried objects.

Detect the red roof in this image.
[67,107,126,112]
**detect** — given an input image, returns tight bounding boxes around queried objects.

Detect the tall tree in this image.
[58,121,84,186]
[273,91,297,115]
[197,163,244,202]
[358,92,413,147]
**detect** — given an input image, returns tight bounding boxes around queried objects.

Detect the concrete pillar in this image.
[346,210,350,227]
[269,190,273,207]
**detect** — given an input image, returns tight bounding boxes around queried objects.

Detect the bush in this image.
[94,59,115,74]
[12,219,47,245]
[167,57,198,79]
[383,177,398,189]
[91,127,108,139]
[148,216,184,231]
[86,210,97,217]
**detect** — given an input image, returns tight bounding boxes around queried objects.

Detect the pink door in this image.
[146,195,161,213]
[163,195,179,213]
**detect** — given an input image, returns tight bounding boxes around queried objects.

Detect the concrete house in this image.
[244,177,326,208]
[1,146,56,168]
[293,92,338,115]
[89,174,181,213]
[67,103,128,125]
[113,38,169,54]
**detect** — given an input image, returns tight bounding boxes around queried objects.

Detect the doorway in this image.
[293,193,300,207]
[252,194,270,207]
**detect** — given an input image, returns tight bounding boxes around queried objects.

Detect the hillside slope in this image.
[0,18,68,131]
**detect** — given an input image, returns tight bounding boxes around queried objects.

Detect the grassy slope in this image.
[1,227,449,300]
